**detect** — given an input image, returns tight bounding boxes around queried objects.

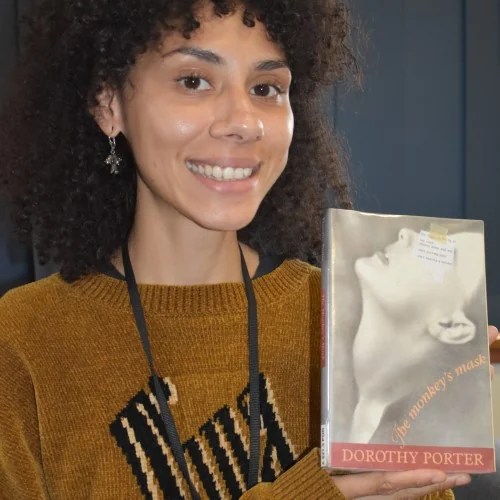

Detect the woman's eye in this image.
[178,76,212,91]
[251,83,283,98]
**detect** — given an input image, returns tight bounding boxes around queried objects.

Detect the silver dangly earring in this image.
[105,136,122,175]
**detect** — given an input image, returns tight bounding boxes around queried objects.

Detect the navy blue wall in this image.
[0,0,33,295]
[465,0,500,326]
[337,0,500,325]
[338,0,465,216]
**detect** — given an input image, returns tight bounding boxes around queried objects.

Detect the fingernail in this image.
[432,476,446,484]
[454,475,471,486]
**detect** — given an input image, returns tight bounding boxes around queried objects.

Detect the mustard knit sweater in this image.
[0,260,453,500]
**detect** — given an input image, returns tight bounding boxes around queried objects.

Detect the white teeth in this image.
[212,166,222,180]
[223,168,234,180]
[186,162,254,181]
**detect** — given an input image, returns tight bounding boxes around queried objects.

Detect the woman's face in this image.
[104,5,294,231]
[355,228,463,319]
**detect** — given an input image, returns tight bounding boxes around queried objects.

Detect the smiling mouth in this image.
[186,161,259,181]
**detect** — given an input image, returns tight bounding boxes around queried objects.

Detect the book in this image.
[320,208,496,473]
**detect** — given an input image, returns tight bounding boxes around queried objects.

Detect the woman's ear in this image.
[90,85,125,138]
[427,310,476,345]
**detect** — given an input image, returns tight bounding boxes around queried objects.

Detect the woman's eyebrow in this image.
[255,59,289,71]
[161,46,290,71]
[162,47,223,64]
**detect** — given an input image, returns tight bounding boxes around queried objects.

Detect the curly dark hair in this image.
[0,0,357,281]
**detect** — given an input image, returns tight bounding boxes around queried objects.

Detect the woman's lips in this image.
[186,161,260,182]
[186,161,261,194]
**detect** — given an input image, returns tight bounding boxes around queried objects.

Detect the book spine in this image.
[321,209,335,469]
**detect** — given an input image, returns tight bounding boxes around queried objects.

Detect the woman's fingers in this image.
[355,473,469,500]
[488,325,498,346]
[333,469,469,499]
[385,473,470,500]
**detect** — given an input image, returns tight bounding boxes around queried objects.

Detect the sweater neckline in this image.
[63,259,313,316]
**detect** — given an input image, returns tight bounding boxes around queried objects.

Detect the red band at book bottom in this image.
[331,443,496,473]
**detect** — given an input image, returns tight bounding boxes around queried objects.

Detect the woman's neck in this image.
[112,199,259,286]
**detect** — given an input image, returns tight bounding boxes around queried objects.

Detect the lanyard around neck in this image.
[122,244,260,499]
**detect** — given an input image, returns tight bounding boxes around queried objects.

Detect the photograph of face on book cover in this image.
[328,210,492,449]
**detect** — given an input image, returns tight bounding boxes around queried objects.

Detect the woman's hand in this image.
[488,325,498,379]
[333,469,469,499]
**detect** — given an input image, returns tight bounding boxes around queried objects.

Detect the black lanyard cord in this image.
[240,248,260,488]
[122,245,199,499]
[122,244,260,499]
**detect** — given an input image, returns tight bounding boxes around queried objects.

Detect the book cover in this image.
[321,208,496,473]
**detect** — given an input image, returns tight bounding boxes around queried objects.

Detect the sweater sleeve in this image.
[240,449,345,499]
[0,339,48,499]
[239,448,455,500]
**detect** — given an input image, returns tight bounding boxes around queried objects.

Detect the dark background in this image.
[336,0,500,325]
[1,0,499,325]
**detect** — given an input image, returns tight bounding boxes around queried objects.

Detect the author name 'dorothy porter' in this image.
[340,448,485,468]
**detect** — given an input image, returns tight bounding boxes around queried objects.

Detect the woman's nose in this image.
[209,90,264,143]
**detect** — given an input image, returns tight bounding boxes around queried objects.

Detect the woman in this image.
[350,228,491,446]
[0,0,494,498]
